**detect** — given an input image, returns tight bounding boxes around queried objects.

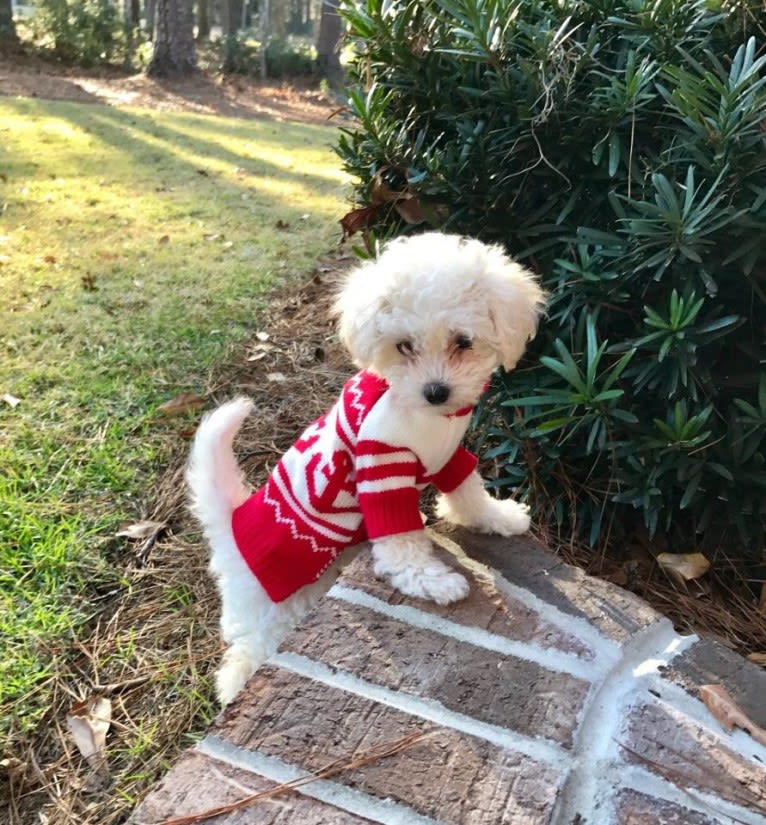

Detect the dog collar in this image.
[445,404,473,419]
[443,380,490,418]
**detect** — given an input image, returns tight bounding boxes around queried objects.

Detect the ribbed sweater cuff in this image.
[359,488,424,539]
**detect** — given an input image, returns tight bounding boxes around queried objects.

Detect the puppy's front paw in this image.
[477,497,531,536]
[372,555,469,605]
[371,533,470,605]
[437,492,531,536]
[388,564,470,606]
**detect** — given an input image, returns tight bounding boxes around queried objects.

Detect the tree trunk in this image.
[123,0,136,27]
[145,0,157,38]
[259,0,269,80]
[270,0,287,37]
[147,0,197,76]
[316,0,342,87]
[0,0,18,44]
[221,0,242,37]
[196,0,209,40]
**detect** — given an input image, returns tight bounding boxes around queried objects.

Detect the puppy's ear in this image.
[333,258,388,368]
[484,250,546,371]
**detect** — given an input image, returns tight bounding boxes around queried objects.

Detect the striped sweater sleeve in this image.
[429,445,478,493]
[355,440,424,539]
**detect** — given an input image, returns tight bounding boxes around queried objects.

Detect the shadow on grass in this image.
[1,97,346,221]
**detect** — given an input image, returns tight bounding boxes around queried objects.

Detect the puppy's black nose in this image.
[423,382,451,405]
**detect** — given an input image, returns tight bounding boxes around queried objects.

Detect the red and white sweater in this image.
[231,370,478,602]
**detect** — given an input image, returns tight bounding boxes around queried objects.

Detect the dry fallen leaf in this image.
[266,372,287,382]
[340,204,379,239]
[246,341,276,359]
[116,520,166,540]
[66,696,112,789]
[394,194,426,225]
[255,331,270,342]
[2,392,21,408]
[699,684,766,746]
[656,552,710,584]
[747,652,766,668]
[157,393,205,416]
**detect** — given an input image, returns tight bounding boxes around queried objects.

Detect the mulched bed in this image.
[0,51,341,124]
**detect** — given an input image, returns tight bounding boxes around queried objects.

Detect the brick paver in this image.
[131,529,766,825]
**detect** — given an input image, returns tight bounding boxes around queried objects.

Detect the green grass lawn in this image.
[0,97,348,745]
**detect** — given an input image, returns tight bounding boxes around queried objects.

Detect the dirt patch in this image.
[0,52,342,124]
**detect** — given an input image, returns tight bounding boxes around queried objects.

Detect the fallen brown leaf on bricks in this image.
[617,739,759,818]
[656,552,710,584]
[699,684,766,746]
[156,730,431,825]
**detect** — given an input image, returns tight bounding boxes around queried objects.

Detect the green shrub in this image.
[265,36,316,77]
[219,33,317,77]
[31,0,121,66]
[337,0,766,568]
[220,33,261,74]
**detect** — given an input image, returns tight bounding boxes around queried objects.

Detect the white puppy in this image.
[187,232,545,704]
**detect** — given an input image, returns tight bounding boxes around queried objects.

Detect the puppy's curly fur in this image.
[187,233,545,704]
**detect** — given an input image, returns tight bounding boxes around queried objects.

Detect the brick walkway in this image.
[132,528,766,825]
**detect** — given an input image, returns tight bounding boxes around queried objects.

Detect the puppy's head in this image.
[334,233,545,414]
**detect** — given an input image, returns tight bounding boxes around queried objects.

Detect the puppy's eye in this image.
[396,340,415,357]
[455,335,473,350]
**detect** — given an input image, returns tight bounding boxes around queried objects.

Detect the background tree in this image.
[316,0,342,87]
[221,0,243,37]
[147,0,197,75]
[123,0,140,27]
[0,0,18,44]
[196,0,210,41]
[289,0,313,33]
[145,0,156,37]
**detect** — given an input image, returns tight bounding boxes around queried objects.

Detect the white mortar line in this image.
[549,620,697,825]
[620,764,766,825]
[430,531,621,666]
[329,583,599,682]
[197,734,444,825]
[270,649,571,770]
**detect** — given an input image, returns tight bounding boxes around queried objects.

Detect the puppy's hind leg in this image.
[214,547,342,705]
[214,544,274,705]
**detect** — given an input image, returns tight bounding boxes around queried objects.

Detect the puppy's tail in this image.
[186,398,254,534]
